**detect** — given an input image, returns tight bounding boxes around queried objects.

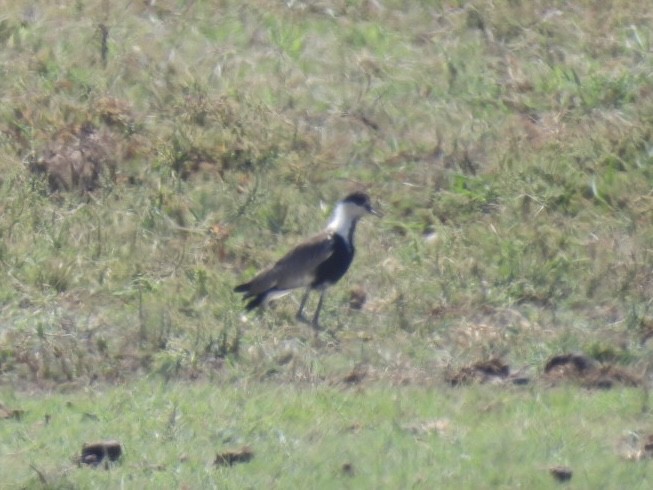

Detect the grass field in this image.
[1,0,653,487]
[1,382,652,488]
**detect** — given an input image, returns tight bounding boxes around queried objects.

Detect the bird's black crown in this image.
[342,191,371,208]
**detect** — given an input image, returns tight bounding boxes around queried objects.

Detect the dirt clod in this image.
[79,440,123,467]
[343,364,368,385]
[341,462,355,476]
[644,436,653,453]
[348,286,367,310]
[0,404,25,420]
[446,358,510,386]
[214,446,254,467]
[549,465,573,482]
[545,354,594,375]
[544,353,641,388]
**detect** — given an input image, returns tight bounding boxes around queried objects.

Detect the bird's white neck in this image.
[326,202,359,247]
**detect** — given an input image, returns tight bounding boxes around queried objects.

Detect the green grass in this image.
[1,381,652,489]
[1,0,653,487]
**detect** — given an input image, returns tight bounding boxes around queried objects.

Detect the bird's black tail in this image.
[234,282,250,294]
[244,294,265,311]
[234,282,266,311]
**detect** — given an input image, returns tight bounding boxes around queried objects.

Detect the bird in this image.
[234,191,379,330]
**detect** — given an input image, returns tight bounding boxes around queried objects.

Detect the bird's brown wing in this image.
[240,231,335,294]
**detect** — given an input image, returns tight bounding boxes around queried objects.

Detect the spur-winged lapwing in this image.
[234,192,379,329]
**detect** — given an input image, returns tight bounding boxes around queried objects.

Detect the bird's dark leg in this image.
[311,290,326,331]
[296,287,311,324]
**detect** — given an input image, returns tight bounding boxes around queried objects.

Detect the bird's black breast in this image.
[311,234,354,289]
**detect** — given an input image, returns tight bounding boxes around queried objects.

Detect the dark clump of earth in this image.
[79,440,123,467]
[544,353,641,389]
[214,446,254,467]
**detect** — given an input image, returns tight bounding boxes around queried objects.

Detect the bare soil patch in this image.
[28,122,118,192]
[619,433,653,461]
